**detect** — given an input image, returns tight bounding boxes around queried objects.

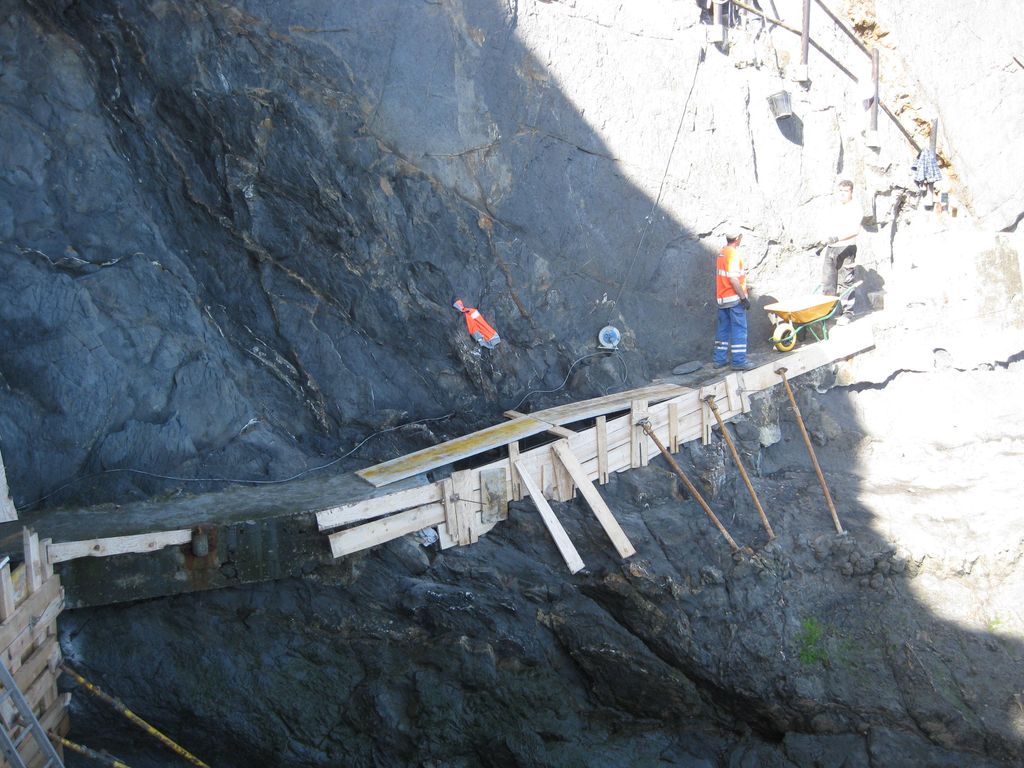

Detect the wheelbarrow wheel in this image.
[772,322,798,352]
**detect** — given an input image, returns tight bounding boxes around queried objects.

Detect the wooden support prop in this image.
[328,504,446,559]
[776,368,844,534]
[638,420,739,552]
[630,400,649,468]
[595,416,609,484]
[552,442,635,559]
[46,529,192,564]
[480,468,509,525]
[0,560,15,622]
[514,461,585,574]
[316,483,442,531]
[508,442,523,501]
[704,395,775,540]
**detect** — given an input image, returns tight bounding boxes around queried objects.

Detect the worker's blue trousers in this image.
[713,304,747,366]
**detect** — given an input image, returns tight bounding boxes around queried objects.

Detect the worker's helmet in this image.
[723,223,744,242]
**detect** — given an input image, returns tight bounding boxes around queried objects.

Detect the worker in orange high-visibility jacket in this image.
[453,299,501,349]
[713,229,753,371]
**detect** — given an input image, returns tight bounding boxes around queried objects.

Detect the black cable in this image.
[22,412,454,508]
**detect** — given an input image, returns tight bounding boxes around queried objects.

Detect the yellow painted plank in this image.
[356,416,553,487]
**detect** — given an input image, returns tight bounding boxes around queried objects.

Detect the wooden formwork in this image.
[0,529,69,768]
[318,321,875,568]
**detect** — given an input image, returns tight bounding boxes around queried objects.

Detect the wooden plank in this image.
[514,461,585,574]
[508,442,522,501]
[328,504,446,558]
[504,411,575,439]
[47,530,192,564]
[480,468,509,525]
[741,320,875,393]
[23,529,41,594]
[0,576,61,657]
[0,561,14,621]
[316,483,442,531]
[595,415,609,484]
[356,415,555,487]
[551,442,636,559]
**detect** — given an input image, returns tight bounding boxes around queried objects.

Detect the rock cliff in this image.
[1,1,1022,766]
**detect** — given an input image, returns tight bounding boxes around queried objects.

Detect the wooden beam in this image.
[316,483,442,531]
[46,530,192,564]
[551,442,635,559]
[328,504,446,559]
[514,461,584,574]
[504,411,575,439]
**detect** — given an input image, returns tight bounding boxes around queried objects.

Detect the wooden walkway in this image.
[0,321,873,605]
[324,322,874,569]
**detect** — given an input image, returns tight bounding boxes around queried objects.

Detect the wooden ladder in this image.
[0,656,63,768]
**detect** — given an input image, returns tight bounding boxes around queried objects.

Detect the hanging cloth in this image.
[911,148,942,185]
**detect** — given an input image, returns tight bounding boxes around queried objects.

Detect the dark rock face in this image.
[62,400,1024,766]
[4,2,1023,767]
[4,0,688,509]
